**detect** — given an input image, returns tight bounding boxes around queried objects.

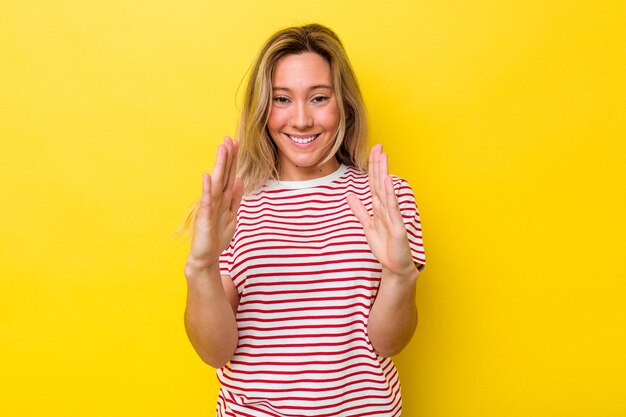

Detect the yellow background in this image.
[1,0,624,415]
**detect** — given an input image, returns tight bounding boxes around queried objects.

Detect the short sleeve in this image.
[219,243,233,276]
[393,177,426,268]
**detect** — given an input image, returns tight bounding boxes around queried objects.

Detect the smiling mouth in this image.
[287,134,320,144]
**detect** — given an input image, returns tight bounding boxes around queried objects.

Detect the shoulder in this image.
[389,175,421,212]
[390,175,415,193]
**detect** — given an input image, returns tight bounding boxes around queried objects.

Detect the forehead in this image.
[272,52,332,88]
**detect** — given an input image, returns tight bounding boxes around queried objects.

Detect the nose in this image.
[290,102,313,130]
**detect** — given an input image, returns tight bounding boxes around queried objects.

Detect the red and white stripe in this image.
[217,165,425,417]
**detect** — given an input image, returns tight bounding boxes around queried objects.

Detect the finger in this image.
[230,177,244,214]
[369,146,377,192]
[200,173,211,206]
[224,139,239,193]
[371,145,385,218]
[385,175,405,228]
[211,144,226,196]
[368,145,375,185]
[347,193,372,231]
[378,151,389,210]
[197,173,212,229]
[220,139,240,211]
[222,137,233,191]
[368,145,378,199]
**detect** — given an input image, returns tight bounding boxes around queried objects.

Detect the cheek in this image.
[321,104,340,129]
[267,108,284,132]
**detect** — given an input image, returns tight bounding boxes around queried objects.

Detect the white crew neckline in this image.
[265,164,349,190]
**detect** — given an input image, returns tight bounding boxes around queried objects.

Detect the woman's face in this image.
[267,52,341,181]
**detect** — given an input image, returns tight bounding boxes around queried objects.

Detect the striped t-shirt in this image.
[217,164,426,417]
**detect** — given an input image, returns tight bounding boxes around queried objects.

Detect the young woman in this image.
[183,23,426,417]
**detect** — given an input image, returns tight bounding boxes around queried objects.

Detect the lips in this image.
[287,134,319,145]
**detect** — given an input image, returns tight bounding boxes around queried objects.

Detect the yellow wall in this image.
[1,1,624,415]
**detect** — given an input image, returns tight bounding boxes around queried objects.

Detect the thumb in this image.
[346,193,371,230]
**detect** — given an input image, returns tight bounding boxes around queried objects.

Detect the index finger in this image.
[211,144,227,195]
[224,139,239,193]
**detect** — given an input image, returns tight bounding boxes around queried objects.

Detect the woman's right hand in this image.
[186,137,244,271]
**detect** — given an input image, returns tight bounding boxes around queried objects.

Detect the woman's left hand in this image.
[347,144,418,279]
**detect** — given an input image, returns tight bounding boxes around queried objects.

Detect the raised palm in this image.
[188,137,243,269]
[347,145,416,278]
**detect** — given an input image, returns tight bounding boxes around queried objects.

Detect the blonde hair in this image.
[238,23,368,193]
[177,24,368,239]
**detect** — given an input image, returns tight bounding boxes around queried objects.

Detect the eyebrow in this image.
[272,84,333,91]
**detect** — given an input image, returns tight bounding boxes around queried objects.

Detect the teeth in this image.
[289,135,317,144]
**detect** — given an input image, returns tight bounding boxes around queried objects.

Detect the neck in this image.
[278,158,340,181]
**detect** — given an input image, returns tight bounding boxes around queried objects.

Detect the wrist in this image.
[381,264,419,285]
[184,257,220,278]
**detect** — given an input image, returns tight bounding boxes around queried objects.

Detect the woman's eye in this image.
[312,96,329,103]
[273,96,290,104]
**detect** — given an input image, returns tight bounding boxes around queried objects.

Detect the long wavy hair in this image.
[177,24,368,239]
[238,23,368,193]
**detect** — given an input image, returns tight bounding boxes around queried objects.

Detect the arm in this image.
[347,144,422,357]
[183,137,243,368]
[184,265,240,368]
[367,264,420,357]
